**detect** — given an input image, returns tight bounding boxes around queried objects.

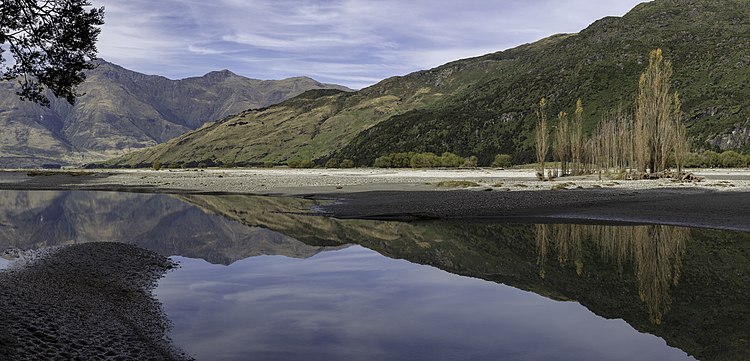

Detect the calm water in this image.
[1,190,748,360]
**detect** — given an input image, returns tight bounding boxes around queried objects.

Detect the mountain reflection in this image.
[0,190,748,360]
[0,190,339,264]
[536,224,688,325]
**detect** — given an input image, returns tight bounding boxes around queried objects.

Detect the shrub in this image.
[374,155,392,168]
[491,154,513,168]
[702,150,721,168]
[262,161,275,168]
[435,180,480,188]
[410,152,441,168]
[339,159,354,168]
[288,159,316,168]
[152,160,162,171]
[461,155,478,168]
[391,152,414,168]
[440,152,464,168]
[325,159,339,168]
[719,150,746,168]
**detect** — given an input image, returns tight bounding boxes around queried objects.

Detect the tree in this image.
[634,48,684,175]
[534,98,550,180]
[491,154,513,168]
[0,0,104,106]
[552,111,569,177]
[570,99,584,176]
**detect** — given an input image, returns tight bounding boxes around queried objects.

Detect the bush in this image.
[325,159,339,168]
[392,152,414,168]
[440,152,464,168]
[340,159,354,168]
[491,154,513,168]
[461,155,478,168]
[288,159,316,168]
[410,153,441,168]
[374,155,392,168]
[702,150,721,168]
[720,150,747,168]
[151,160,162,171]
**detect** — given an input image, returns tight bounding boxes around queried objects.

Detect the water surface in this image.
[1,190,748,360]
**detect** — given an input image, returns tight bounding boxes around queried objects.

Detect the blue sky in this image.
[97,0,648,89]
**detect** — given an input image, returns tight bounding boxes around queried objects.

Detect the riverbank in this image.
[1,168,749,231]
[2,168,750,194]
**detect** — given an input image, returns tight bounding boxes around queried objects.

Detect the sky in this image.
[96,0,648,89]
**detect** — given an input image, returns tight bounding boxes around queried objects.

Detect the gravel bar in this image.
[0,243,191,360]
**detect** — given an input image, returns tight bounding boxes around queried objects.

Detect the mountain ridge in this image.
[0,60,350,168]
[104,0,750,168]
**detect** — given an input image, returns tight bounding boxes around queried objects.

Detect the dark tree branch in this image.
[0,0,104,106]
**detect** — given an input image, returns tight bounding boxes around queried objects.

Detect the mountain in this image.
[104,0,750,168]
[0,60,350,168]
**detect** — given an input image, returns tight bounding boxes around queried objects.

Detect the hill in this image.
[104,0,750,168]
[0,60,350,168]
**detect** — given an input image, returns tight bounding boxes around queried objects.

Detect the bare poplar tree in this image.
[535,98,550,180]
[571,99,584,176]
[553,111,570,177]
[634,48,681,175]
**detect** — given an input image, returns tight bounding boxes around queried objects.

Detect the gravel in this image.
[0,242,191,360]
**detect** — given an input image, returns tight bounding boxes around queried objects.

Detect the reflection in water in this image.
[536,224,688,324]
[0,190,748,360]
[157,245,693,361]
[0,190,338,264]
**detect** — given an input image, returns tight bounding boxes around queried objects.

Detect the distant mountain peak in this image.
[0,61,351,168]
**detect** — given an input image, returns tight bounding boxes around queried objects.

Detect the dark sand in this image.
[0,243,191,360]
[319,188,750,232]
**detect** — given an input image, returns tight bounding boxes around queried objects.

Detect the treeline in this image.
[372,152,513,168]
[535,49,695,180]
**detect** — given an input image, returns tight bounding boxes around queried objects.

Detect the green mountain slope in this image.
[0,60,349,168]
[105,0,750,168]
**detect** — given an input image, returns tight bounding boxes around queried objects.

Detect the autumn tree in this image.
[0,0,104,105]
[634,48,685,175]
[552,111,570,177]
[570,99,584,176]
[534,98,550,180]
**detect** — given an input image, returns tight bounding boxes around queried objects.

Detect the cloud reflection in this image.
[156,245,692,361]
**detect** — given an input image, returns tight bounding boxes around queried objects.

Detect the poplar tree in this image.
[570,99,584,176]
[534,98,549,180]
[634,48,685,175]
[553,111,570,177]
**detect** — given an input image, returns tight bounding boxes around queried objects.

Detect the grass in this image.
[26,170,91,177]
[435,180,480,188]
[551,182,577,190]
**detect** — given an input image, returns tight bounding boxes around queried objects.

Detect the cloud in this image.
[96,0,649,88]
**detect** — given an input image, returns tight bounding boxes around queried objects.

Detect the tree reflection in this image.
[536,224,688,324]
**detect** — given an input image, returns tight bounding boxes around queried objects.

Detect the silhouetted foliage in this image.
[0,0,104,105]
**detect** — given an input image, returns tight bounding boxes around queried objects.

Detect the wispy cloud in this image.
[96,0,649,88]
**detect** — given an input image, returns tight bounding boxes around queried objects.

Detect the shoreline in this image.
[1,168,749,232]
